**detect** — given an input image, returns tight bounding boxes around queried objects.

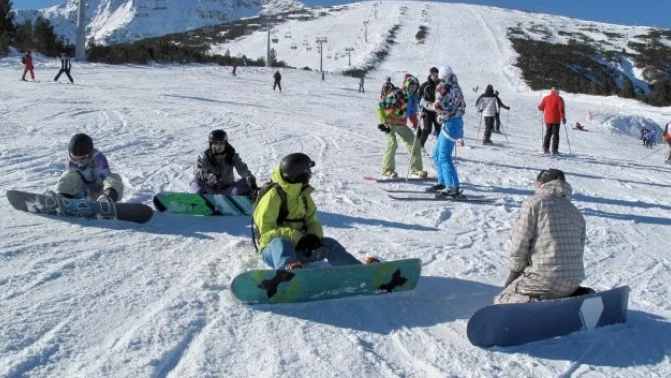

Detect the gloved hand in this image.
[296,234,322,256]
[378,124,391,133]
[506,106,511,110]
[245,175,257,191]
[204,171,218,186]
[562,119,567,125]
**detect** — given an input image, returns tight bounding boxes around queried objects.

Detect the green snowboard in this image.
[231,258,422,304]
[153,192,253,216]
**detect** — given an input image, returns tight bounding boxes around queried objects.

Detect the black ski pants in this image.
[273,81,282,91]
[483,116,495,142]
[54,68,73,83]
[420,110,441,148]
[495,112,501,131]
[543,124,561,153]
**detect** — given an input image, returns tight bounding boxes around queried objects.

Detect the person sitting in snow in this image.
[252,153,377,270]
[495,169,588,304]
[190,129,257,196]
[53,133,124,202]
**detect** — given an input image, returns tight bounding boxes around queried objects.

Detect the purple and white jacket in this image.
[66,149,111,184]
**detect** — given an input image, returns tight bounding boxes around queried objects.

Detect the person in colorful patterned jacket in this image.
[376,80,427,179]
[425,65,466,197]
[54,133,124,202]
[664,122,671,165]
[190,129,257,195]
[403,74,421,131]
[253,153,373,270]
[495,169,586,304]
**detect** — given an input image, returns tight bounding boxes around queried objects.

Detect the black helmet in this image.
[536,169,565,184]
[209,129,228,143]
[68,133,93,158]
[280,153,315,184]
[429,67,439,74]
[381,82,395,94]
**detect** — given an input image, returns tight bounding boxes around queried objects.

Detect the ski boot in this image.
[435,186,462,199]
[381,170,399,179]
[97,188,119,203]
[425,184,445,193]
[409,170,428,179]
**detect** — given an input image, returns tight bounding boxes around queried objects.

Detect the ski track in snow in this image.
[2,2,671,377]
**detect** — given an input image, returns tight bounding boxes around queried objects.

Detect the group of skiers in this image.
[20,50,74,84]
[641,126,657,148]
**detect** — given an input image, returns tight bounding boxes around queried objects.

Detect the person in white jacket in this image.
[495,169,587,304]
[475,84,509,144]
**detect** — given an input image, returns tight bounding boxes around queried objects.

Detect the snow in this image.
[2,1,671,377]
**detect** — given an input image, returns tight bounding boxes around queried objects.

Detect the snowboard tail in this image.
[6,190,153,224]
[231,258,421,304]
[466,286,630,348]
[153,192,253,216]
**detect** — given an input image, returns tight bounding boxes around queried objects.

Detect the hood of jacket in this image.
[270,165,314,198]
[536,179,573,199]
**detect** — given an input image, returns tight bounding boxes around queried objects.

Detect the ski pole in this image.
[476,115,483,141]
[563,123,572,154]
[502,121,511,145]
[641,145,666,160]
[541,114,545,151]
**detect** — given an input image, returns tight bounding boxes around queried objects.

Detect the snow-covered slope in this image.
[14,0,305,45]
[2,1,671,377]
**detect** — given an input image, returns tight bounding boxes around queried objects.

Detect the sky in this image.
[11,0,671,29]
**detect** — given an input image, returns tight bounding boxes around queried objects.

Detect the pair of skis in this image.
[364,176,497,203]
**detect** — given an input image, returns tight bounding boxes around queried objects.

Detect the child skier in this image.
[190,129,257,195]
[376,78,427,179]
[54,133,124,202]
[404,74,421,131]
[426,65,466,197]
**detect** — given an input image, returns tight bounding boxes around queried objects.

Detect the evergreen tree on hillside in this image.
[650,79,671,106]
[620,77,636,99]
[0,0,14,55]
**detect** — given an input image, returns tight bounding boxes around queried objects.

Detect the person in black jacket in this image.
[418,67,441,148]
[54,52,74,84]
[494,90,510,132]
[273,70,282,92]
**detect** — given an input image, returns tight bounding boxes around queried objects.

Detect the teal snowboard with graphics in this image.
[231,258,422,304]
[153,192,253,216]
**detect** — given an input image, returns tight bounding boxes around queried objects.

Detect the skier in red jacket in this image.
[21,51,35,81]
[538,87,566,154]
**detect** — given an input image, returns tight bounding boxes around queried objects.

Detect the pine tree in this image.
[0,0,14,55]
[620,77,636,99]
[650,79,671,106]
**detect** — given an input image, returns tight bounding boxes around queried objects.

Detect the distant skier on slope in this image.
[358,74,365,93]
[538,87,566,154]
[663,122,671,164]
[376,79,427,179]
[190,129,257,196]
[54,52,74,84]
[252,153,377,270]
[493,90,510,133]
[495,169,588,304]
[418,67,441,148]
[21,50,35,81]
[53,133,124,202]
[425,65,466,197]
[475,85,509,144]
[642,127,656,148]
[273,70,282,92]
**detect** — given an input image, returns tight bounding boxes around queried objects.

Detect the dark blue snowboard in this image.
[6,190,153,224]
[467,286,630,347]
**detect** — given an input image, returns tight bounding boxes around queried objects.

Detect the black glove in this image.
[296,234,322,256]
[562,119,567,125]
[378,124,391,133]
[245,175,257,191]
[504,270,523,287]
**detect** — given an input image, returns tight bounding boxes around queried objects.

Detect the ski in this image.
[364,176,436,183]
[388,194,496,203]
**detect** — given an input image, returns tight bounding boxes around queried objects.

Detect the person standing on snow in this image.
[358,74,365,93]
[663,122,671,164]
[21,50,35,81]
[54,52,74,84]
[538,87,566,154]
[493,90,510,133]
[380,77,395,99]
[273,70,282,92]
[253,153,377,270]
[404,74,421,132]
[376,79,427,179]
[190,129,257,196]
[53,133,124,202]
[418,67,442,149]
[425,65,466,197]
[495,169,587,304]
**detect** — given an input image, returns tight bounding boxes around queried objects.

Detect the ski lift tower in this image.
[266,21,271,68]
[315,37,328,73]
[344,47,354,66]
[75,0,87,60]
[363,20,369,43]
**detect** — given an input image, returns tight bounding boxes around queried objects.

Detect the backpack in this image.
[22,56,26,64]
[250,181,308,252]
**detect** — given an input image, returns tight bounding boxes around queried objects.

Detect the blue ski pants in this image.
[434,116,463,189]
[262,237,362,270]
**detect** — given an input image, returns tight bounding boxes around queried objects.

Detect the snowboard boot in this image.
[409,169,428,179]
[381,170,399,179]
[285,261,303,270]
[425,184,445,193]
[97,188,119,203]
[364,255,381,264]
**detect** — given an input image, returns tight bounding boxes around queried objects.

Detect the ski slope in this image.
[2,2,671,377]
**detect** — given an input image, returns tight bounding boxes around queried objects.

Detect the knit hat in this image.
[536,169,565,184]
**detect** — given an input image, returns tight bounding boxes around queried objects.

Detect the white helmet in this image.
[438,65,453,80]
